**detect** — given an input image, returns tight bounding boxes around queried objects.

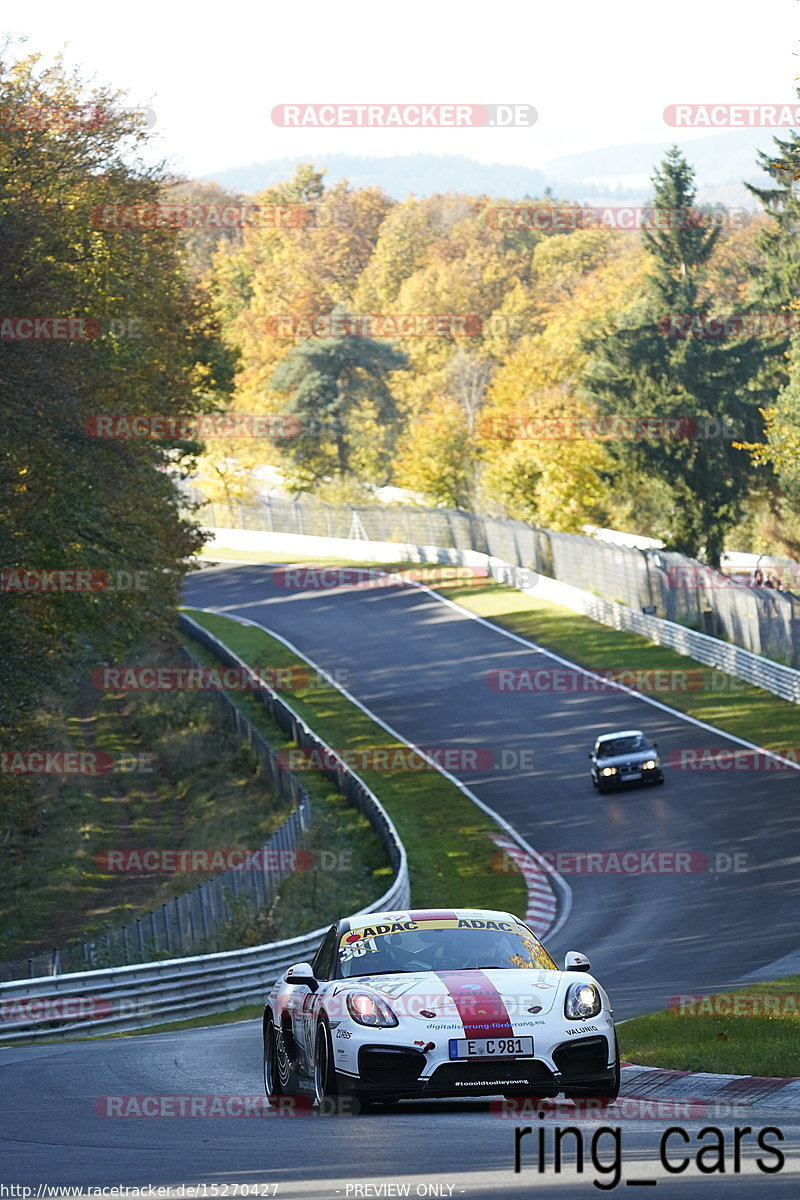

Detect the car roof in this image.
[596,729,644,742]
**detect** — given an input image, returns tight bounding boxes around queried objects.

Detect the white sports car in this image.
[263,907,619,1108]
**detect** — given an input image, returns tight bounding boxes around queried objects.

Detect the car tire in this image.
[263,1014,295,1104]
[313,1019,338,1108]
[591,775,598,789]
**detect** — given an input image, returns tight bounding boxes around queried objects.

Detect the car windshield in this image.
[596,735,647,758]
[337,918,557,978]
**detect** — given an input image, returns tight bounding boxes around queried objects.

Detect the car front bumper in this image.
[337,1033,617,1100]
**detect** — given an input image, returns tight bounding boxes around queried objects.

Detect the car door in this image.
[298,924,338,1073]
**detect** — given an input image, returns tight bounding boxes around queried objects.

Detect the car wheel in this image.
[591,775,598,789]
[314,1019,338,1108]
[263,1015,294,1103]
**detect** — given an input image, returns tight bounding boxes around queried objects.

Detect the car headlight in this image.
[601,767,618,776]
[642,759,657,769]
[565,982,602,1019]
[346,991,399,1027]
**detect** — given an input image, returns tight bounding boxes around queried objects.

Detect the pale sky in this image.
[5,0,799,178]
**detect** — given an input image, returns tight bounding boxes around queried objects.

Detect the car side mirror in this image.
[564,951,591,972]
[284,961,318,990]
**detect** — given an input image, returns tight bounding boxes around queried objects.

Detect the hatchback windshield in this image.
[596,735,648,758]
[337,918,557,978]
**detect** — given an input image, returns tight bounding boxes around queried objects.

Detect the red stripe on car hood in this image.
[435,971,515,1038]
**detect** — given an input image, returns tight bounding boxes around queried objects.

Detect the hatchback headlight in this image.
[565,982,601,1019]
[601,767,618,776]
[346,991,398,1027]
[642,759,657,769]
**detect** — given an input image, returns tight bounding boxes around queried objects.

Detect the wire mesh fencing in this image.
[190,491,800,667]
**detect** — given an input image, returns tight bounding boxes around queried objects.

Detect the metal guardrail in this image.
[503,567,800,707]
[0,909,400,1043]
[0,618,410,1041]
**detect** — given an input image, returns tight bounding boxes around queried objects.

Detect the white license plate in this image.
[448,1036,533,1060]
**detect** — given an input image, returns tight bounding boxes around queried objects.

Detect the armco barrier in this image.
[507,568,800,706]
[0,617,410,1040]
[0,917,394,1043]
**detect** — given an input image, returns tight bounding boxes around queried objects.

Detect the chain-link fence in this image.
[191,492,800,667]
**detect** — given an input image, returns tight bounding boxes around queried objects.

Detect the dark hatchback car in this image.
[589,729,664,793]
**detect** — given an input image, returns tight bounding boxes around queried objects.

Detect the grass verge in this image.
[618,977,800,1077]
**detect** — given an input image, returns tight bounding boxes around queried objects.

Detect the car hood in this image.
[331,967,563,1022]
[595,749,655,767]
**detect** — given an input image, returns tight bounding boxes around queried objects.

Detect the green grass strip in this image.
[617,976,800,1076]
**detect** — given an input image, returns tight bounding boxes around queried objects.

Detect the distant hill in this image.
[203,131,779,209]
[205,154,547,199]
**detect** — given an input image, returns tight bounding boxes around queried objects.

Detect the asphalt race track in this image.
[3,561,799,1195]
[2,1024,799,1195]
[182,563,800,1015]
